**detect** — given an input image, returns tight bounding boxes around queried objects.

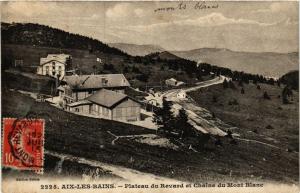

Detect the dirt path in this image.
[46,150,184,184]
[163,76,228,136]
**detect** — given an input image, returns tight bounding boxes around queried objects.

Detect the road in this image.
[163,76,229,136]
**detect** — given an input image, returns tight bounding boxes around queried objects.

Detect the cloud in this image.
[252,2,298,16]
[3,2,59,18]
[134,8,145,17]
[105,3,146,19]
[127,13,278,33]
[177,13,276,27]
[106,4,130,19]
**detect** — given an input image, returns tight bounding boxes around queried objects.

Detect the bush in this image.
[241,88,245,94]
[215,137,222,146]
[226,130,233,138]
[228,80,236,89]
[223,79,229,89]
[228,99,239,105]
[230,139,238,145]
[266,125,274,130]
[263,91,271,100]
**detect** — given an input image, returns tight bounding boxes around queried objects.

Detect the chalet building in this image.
[67,89,141,122]
[58,74,130,103]
[177,90,187,99]
[165,78,185,87]
[37,54,72,80]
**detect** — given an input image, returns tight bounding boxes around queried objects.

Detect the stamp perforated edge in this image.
[2,118,45,174]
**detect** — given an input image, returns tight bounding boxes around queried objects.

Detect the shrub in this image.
[215,137,222,146]
[223,79,228,89]
[230,139,238,145]
[241,88,245,94]
[263,91,271,100]
[228,80,236,89]
[266,125,274,130]
[228,99,239,105]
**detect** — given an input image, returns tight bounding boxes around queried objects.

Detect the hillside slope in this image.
[171,48,299,78]
[1,22,128,56]
[108,43,165,56]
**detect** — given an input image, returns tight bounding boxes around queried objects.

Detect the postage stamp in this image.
[2,118,44,173]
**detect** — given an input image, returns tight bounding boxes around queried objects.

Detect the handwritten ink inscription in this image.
[154,1,219,13]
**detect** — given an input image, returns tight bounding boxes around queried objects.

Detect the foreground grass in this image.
[2,90,298,183]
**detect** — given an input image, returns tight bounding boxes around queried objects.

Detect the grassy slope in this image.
[2,44,201,89]
[2,90,298,183]
[189,82,299,152]
[2,44,125,74]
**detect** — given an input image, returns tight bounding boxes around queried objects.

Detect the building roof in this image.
[67,100,92,107]
[63,74,130,90]
[40,54,70,66]
[166,78,177,82]
[86,89,129,108]
[40,59,66,66]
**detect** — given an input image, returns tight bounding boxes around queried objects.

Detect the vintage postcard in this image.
[1,1,299,193]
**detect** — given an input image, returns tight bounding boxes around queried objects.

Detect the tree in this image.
[263,91,271,100]
[277,80,281,87]
[238,80,243,87]
[257,85,261,90]
[241,88,245,94]
[123,66,129,73]
[177,108,194,138]
[223,79,229,89]
[282,86,293,104]
[136,73,149,82]
[92,65,97,74]
[228,80,236,89]
[153,97,174,133]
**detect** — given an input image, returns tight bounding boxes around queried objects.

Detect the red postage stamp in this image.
[2,118,44,173]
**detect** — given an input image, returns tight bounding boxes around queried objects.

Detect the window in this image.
[101,78,108,85]
[58,66,62,76]
[103,108,108,116]
[45,66,49,75]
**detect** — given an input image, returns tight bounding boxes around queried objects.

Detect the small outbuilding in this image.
[176,90,187,99]
[67,89,141,122]
[165,78,185,87]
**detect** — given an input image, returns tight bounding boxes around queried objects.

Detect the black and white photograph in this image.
[1,1,299,193]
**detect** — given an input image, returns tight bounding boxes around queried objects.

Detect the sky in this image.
[1,1,299,53]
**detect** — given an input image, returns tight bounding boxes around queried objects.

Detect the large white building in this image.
[37,54,71,80]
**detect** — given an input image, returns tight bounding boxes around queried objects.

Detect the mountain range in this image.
[2,22,298,78]
[108,42,298,77]
[171,48,299,78]
[108,43,165,56]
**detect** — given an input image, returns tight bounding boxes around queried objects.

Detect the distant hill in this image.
[108,43,165,56]
[171,48,299,78]
[1,22,128,56]
[146,51,181,60]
